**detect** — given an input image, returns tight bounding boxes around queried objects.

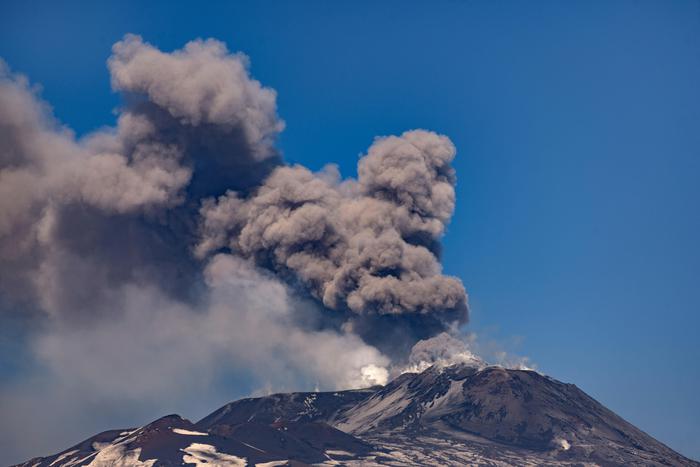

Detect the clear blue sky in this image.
[1,0,699,460]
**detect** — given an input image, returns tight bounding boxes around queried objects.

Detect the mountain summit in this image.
[15,364,697,466]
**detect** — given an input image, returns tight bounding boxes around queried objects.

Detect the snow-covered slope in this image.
[14,364,698,466]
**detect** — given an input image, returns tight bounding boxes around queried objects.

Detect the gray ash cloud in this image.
[0,34,284,319]
[197,130,467,322]
[0,34,469,463]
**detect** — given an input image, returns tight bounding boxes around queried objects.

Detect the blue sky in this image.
[1,0,699,460]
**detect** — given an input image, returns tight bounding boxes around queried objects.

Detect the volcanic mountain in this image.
[15,364,697,466]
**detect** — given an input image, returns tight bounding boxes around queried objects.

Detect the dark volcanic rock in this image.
[196,387,377,428]
[14,364,698,466]
[207,421,373,464]
[333,364,697,466]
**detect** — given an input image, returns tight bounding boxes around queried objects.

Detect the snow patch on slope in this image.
[48,450,78,466]
[86,445,155,467]
[181,443,247,466]
[172,428,208,436]
[422,379,465,420]
[335,382,410,434]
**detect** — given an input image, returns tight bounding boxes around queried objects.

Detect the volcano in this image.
[14,364,697,466]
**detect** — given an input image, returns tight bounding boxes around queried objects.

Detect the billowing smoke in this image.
[196,129,468,354]
[403,332,485,373]
[0,34,284,320]
[197,131,464,315]
[0,34,467,463]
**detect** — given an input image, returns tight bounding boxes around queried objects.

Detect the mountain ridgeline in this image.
[15,364,697,466]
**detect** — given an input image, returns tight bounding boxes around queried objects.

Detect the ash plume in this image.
[0,34,284,319]
[0,34,467,463]
[196,130,468,349]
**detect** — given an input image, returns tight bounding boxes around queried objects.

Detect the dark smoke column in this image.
[198,130,468,357]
